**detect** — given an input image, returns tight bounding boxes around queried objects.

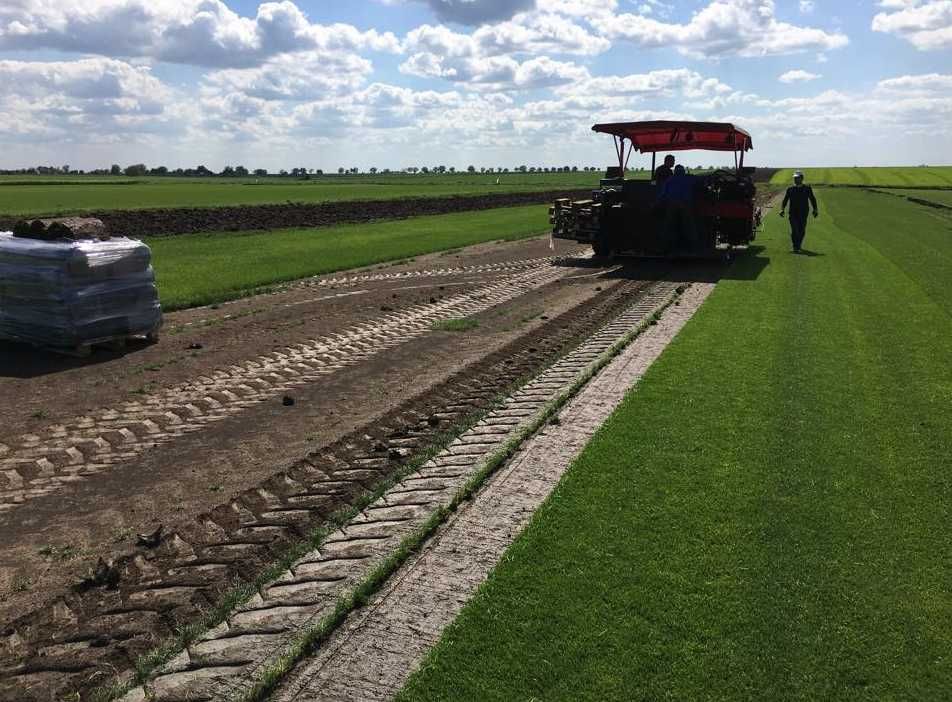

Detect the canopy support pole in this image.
[650,152,656,182]
[739,150,745,170]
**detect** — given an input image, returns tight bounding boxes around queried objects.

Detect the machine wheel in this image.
[592,237,612,258]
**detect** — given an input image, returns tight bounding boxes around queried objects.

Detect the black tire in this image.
[592,239,612,258]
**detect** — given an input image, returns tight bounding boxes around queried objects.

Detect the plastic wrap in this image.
[0,233,163,348]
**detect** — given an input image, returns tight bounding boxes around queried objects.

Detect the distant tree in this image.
[279,169,288,176]
[61,164,70,174]
[124,163,148,177]
[338,167,345,175]
[221,165,236,177]
[571,165,578,172]
[383,168,391,174]
[315,169,323,175]
[254,168,268,176]
[235,165,249,177]
[421,166,429,173]
[150,166,168,176]
[467,165,476,173]
[448,166,456,174]
[195,165,213,176]
[110,164,121,176]
[369,167,378,174]
[350,167,359,174]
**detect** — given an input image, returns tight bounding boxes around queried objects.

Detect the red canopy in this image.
[592,120,753,153]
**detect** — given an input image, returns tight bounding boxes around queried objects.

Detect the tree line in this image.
[0,164,664,178]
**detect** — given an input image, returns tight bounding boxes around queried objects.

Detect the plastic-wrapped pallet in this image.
[0,232,162,351]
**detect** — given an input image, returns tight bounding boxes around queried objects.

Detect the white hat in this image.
[793,170,804,179]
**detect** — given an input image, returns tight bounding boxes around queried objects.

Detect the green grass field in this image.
[147,205,548,310]
[0,172,601,217]
[880,189,952,208]
[770,166,952,187]
[398,190,952,700]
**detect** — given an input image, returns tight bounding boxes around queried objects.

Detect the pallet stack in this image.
[0,219,162,354]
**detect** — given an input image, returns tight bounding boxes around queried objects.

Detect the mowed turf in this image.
[398,190,952,700]
[770,166,952,187]
[882,189,952,209]
[146,205,549,310]
[0,172,602,217]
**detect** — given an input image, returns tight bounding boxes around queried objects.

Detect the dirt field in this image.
[0,189,590,237]
[0,232,728,701]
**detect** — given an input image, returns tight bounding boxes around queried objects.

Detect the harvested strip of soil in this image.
[0,267,667,702]
[274,283,715,702]
[0,190,591,239]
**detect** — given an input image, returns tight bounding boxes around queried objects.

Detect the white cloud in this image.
[556,69,733,99]
[799,1,815,13]
[779,69,821,83]
[0,0,400,68]
[204,52,372,101]
[872,1,952,50]
[0,58,179,142]
[593,0,849,58]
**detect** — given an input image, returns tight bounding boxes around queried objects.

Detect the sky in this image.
[0,0,950,172]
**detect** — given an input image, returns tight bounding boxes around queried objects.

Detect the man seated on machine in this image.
[659,165,700,252]
[654,154,676,186]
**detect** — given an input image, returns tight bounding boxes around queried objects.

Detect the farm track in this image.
[0,258,570,514]
[0,253,677,702]
[119,281,684,702]
[0,190,591,238]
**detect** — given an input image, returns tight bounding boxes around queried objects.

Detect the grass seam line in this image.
[238,282,683,702]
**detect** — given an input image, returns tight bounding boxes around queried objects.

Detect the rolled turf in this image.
[397,189,952,701]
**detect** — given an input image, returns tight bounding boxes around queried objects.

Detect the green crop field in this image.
[399,190,952,700]
[0,172,603,217]
[770,166,952,187]
[146,204,549,310]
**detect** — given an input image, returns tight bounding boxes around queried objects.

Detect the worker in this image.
[654,154,675,186]
[780,171,819,253]
[660,164,698,251]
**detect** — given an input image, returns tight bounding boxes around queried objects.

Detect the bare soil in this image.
[0,235,689,701]
[0,190,591,238]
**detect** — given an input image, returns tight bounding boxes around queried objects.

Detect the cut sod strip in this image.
[114,280,685,702]
[272,283,716,702]
[0,259,570,514]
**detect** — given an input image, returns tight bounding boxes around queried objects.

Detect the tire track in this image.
[115,283,682,702]
[0,269,661,702]
[0,259,575,515]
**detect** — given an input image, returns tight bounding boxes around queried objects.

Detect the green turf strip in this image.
[770,166,952,187]
[0,172,604,217]
[146,205,549,310]
[397,189,952,701]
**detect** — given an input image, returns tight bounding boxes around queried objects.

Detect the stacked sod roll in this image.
[0,219,162,350]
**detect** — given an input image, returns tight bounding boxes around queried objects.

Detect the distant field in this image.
[0,172,602,217]
[146,204,548,310]
[770,166,952,187]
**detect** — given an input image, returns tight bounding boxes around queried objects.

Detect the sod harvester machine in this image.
[551,120,761,258]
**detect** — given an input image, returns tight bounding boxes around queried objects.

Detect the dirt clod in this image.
[282,396,295,407]
[136,525,164,549]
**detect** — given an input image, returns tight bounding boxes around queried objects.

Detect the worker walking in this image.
[780,171,819,253]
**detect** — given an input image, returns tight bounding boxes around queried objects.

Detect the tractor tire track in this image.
[0,259,574,515]
[0,267,668,702]
[118,282,683,702]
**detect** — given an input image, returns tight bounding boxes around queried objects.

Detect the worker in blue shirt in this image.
[660,165,699,251]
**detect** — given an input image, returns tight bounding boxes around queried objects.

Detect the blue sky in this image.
[0,1,949,171]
